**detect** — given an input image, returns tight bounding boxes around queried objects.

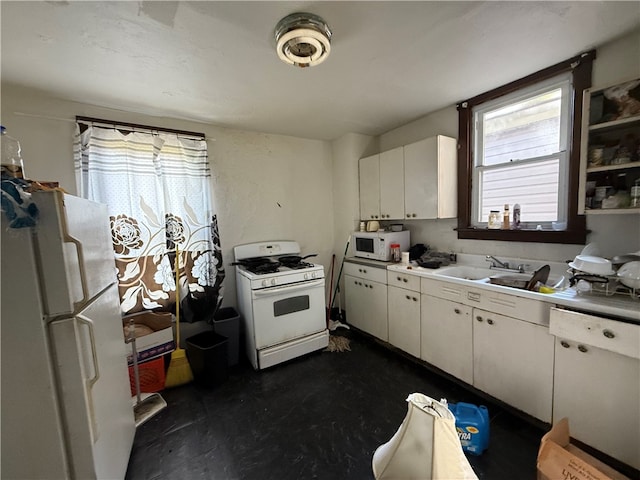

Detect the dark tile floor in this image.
[126,332,546,480]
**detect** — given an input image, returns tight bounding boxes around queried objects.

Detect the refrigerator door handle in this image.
[60,212,90,309]
[77,314,100,388]
[77,314,101,443]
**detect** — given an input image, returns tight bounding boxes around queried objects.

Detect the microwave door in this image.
[356,237,375,254]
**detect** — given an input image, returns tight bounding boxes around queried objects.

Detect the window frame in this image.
[456,51,595,244]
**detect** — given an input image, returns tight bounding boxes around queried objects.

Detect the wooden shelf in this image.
[589,115,640,132]
[585,207,640,215]
[587,161,640,173]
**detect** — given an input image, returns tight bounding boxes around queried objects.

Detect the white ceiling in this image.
[2,1,639,140]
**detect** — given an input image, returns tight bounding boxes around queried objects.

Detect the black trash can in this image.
[185,331,228,387]
[212,307,240,367]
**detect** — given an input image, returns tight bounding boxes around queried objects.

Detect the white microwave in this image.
[352,230,410,261]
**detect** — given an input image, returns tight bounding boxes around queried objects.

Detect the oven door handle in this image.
[253,279,324,297]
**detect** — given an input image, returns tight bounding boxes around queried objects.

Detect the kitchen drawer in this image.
[344,261,387,284]
[478,289,550,326]
[387,271,420,292]
[421,277,466,302]
[421,278,550,326]
[549,307,640,360]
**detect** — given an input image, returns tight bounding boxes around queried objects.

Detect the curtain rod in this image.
[76,116,207,140]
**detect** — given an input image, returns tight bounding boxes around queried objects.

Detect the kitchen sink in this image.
[432,265,567,291]
[479,272,567,290]
[431,266,495,280]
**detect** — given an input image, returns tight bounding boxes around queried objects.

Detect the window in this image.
[74,118,225,314]
[457,51,595,244]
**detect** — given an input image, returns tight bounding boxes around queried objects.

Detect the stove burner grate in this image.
[246,263,280,274]
[280,260,315,270]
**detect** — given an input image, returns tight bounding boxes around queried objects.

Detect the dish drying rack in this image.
[567,267,639,300]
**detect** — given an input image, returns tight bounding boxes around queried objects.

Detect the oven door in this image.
[251,279,326,349]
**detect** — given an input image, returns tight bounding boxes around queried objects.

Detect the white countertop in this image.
[387,262,640,324]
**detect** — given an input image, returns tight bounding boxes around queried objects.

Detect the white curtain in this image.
[74,124,224,314]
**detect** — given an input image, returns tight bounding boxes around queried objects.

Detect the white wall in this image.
[0,85,334,307]
[374,29,640,262]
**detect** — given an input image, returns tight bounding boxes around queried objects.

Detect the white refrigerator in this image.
[1,190,136,479]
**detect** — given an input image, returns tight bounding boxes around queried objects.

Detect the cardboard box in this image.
[537,418,630,480]
[122,311,175,365]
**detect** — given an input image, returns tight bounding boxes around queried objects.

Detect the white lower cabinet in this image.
[550,307,640,470]
[472,308,555,423]
[420,295,473,384]
[344,262,388,341]
[388,286,420,357]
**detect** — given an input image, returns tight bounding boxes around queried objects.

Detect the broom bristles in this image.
[164,348,193,388]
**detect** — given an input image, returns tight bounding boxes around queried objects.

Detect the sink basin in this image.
[481,272,566,290]
[432,266,495,280]
[485,273,532,289]
[433,266,567,291]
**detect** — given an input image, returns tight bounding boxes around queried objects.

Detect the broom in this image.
[164,246,194,388]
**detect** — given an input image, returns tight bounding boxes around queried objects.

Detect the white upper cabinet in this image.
[359,135,457,221]
[404,135,457,219]
[379,147,405,220]
[359,154,381,220]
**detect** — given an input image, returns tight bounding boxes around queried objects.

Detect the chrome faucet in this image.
[486,255,509,269]
[485,256,530,273]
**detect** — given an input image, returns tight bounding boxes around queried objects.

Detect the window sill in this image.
[456,227,587,245]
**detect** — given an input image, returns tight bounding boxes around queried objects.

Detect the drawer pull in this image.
[603,329,615,339]
[476,316,483,322]
[578,344,588,353]
[560,341,570,349]
[403,278,408,283]
[454,308,461,314]
[487,318,494,325]
[397,277,402,281]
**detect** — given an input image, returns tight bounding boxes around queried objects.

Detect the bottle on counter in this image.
[0,126,26,179]
[488,211,501,229]
[390,243,401,263]
[512,203,521,229]
[631,179,640,208]
[501,204,510,230]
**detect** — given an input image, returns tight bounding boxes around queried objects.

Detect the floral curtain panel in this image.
[74,125,224,314]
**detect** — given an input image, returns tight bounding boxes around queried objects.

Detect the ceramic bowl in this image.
[568,255,615,276]
[391,224,403,232]
[617,261,640,289]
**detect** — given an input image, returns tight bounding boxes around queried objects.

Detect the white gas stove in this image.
[234,241,329,369]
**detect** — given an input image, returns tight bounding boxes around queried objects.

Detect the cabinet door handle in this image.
[412,297,418,302]
[454,308,461,314]
[397,276,402,281]
[475,316,483,322]
[560,341,570,349]
[403,278,408,283]
[578,344,588,353]
[406,295,411,300]
[406,214,411,218]
[487,318,494,325]
[369,284,373,289]
[603,329,615,339]
[412,213,417,218]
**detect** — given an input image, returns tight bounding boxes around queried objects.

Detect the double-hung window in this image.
[457,51,594,244]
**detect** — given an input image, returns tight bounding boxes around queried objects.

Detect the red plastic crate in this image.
[128,356,165,395]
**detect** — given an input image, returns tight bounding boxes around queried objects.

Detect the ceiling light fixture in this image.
[275,12,332,68]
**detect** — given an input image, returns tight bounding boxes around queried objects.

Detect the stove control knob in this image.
[311,272,317,279]
[262,279,269,287]
[271,278,277,286]
[304,273,309,280]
